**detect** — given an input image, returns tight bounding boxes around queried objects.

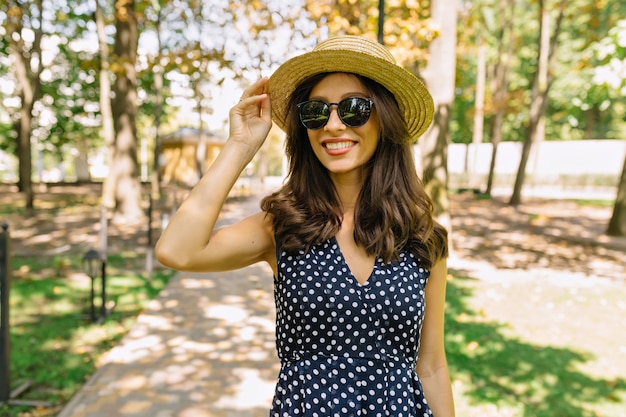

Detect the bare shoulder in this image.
[428,257,448,282]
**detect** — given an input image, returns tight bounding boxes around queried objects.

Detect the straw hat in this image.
[267,35,434,140]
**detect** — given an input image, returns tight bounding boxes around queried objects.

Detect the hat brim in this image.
[267,48,434,140]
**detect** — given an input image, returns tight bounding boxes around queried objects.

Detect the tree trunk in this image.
[151,63,164,200]
[15,111,34,209]
[151,3,164,200]
[74,137,91,182]
[421,0,458,232]
[469,37,486,190]
[585,104,602,139]
[194,79,207,180]
[486,0,515,196]
[95,0,117,207]
[607,155,626,236]
[509,0,566,206]
[110,0,143,223]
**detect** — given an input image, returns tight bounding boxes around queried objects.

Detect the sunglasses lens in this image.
[298,101,329,130]
[338,97,372,128]
[297,97,373,130]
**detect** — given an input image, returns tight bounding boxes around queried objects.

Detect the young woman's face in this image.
[305,73,381,179]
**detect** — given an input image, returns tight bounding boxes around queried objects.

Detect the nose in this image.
[324,104,346,131]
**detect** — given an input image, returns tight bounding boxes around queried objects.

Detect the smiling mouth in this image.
[324,141,355,150]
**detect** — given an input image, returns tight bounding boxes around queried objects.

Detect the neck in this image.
[330,171,364,213]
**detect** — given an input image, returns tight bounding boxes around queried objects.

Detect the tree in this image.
[546,0,626,140]
[145,0,165,200]
[0,27,12,162]
[451,0,624,172]
[485,0,515,196]
[3,0,44,209]
[596,19,626,236]
[140,0,202,198]
[96,0,117,205]
[42,38,100,182]
[40,5,101,183]
[421,0,458,230]
[509,0,566,206]
[109,0,143,222]
[469,35,486,190]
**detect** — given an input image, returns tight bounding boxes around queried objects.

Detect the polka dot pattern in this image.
[270,237,433,416]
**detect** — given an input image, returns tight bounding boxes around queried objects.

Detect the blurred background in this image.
[1,1,625,416]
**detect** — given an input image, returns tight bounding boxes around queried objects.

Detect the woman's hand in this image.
[228,77,272,156]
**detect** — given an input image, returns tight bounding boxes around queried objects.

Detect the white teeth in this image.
[325,141,353,150]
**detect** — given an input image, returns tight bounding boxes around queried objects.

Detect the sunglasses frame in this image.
[297,97,375,130]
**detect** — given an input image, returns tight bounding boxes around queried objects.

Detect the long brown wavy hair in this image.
[261,73,448,269]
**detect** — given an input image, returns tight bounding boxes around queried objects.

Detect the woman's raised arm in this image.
[155,77,275,273]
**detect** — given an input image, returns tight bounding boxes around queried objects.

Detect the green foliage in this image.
[587,18,626,139]
[454,0,626,143]
[0,122,16,154]
[41,40,102,155]
[546,5,626,140]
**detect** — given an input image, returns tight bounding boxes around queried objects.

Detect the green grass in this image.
[1,253,175,416]
[445,273,626,417]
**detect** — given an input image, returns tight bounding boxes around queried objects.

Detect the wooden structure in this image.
[159,127,226,187]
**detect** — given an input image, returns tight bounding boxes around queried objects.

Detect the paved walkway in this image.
[58,193,280,417]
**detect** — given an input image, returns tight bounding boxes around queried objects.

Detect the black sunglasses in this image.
[297,97,375,130]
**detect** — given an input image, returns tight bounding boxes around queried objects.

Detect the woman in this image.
[156,36,455,416]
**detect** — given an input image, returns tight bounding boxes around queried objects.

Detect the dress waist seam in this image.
[281,351,417,368]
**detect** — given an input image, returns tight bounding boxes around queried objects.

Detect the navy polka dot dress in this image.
[271,237,433,416]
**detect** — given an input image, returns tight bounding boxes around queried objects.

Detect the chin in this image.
[325,163,366,177]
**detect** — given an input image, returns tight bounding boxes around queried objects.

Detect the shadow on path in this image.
[451,194,626,281]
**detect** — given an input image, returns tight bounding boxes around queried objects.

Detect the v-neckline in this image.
[332,236,377,287]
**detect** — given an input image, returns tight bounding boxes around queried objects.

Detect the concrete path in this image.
[58,192,280,417]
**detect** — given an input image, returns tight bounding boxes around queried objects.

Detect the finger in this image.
[237,93,268,108]
[260,93,271,121]
[239,77,269,101]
